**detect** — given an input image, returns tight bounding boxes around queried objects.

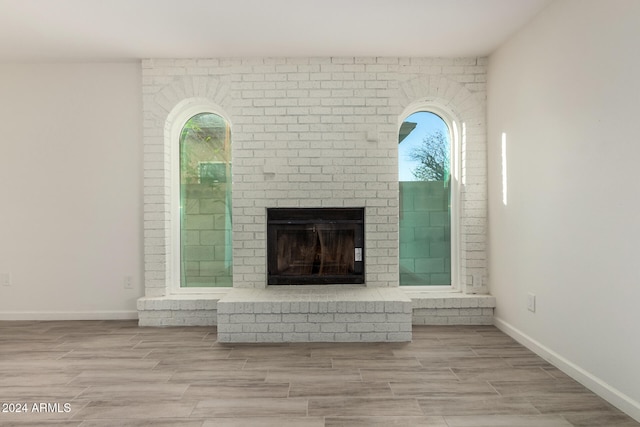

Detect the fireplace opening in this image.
[267,208,364,285]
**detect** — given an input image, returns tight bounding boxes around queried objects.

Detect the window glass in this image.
[399,112,451,286]
[179,113,232,287]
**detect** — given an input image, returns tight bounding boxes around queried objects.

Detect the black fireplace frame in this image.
[267,207,365,285]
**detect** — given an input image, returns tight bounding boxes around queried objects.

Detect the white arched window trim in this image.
[167,99,233,295]
[399,101,462,291]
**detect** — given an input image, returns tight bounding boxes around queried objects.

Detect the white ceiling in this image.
[0,0,554,61]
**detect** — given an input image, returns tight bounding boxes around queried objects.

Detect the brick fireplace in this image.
[137,56,495,339]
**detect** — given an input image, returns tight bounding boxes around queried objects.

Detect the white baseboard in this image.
[0,311,139,321]
[494,317,640,423]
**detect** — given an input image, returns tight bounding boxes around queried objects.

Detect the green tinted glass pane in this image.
[399,112,451,286]
[179,113,232,287]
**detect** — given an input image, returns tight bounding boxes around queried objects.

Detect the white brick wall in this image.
[141,57,487,298]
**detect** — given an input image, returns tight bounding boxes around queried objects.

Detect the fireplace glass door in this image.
[267,208,364,285]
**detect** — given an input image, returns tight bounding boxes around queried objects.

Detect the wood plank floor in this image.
[0,320,637,426]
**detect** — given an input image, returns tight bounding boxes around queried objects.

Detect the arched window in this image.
[178,112,232,287]
[399,111,456,287]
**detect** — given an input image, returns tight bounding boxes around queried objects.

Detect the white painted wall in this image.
[488,0,640,417]
[0,62,143,318]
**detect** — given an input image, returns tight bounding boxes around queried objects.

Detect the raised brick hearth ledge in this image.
[137,289,495,338]
[217,286,412,343]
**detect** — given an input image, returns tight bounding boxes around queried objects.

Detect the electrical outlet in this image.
[124,276,133,289]
[1,272,11,286]
[527,293,536,312]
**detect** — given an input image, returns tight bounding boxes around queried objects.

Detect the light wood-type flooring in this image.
[0,320,637,426]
